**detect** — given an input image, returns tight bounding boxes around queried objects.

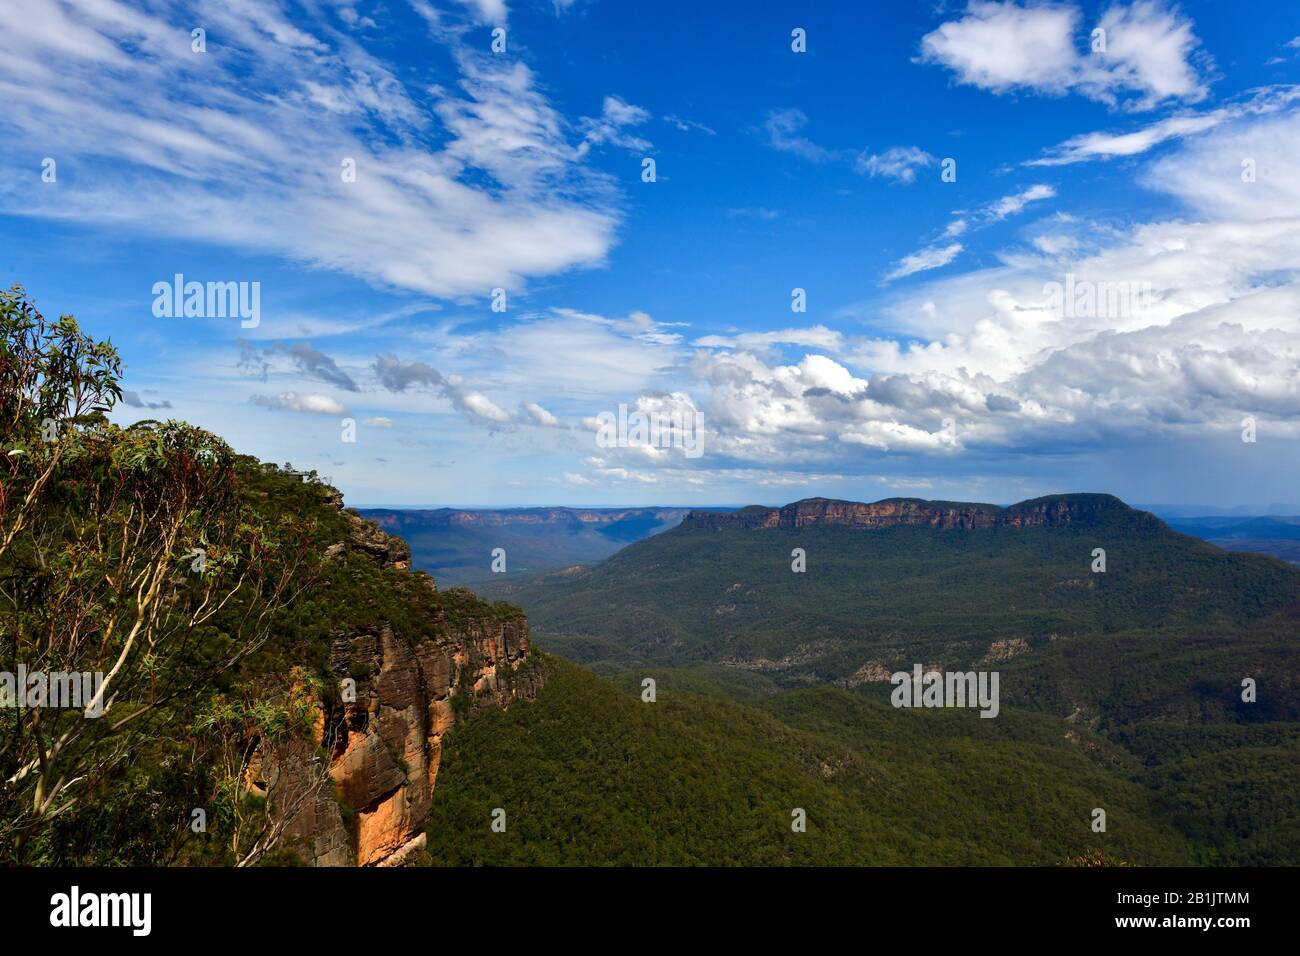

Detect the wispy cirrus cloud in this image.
[1027,86,1300,165]
[1029,112,1226,165]
[854,146,936,183]
[0,0,636,303]
[885,184,1056,282]
[664,114,716,135]
[987,183,1056,220]
[885,243,965,281]
[763,108,836,163]
[765,108,933,184]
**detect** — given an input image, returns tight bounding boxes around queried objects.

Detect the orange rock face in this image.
[258,514,542,867]
[269,616,539,867]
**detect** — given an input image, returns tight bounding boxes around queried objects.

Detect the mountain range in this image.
[357,506,699,585]
[484,494,1298,679]
[452,493,1300,864]
[1165,515,1300,565]
[10,298,1298,867]
[360,503,1300,589]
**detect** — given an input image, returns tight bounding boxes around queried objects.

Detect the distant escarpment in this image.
[684,493,1163,533]
[357,505,695,585]
[258,501,543,867]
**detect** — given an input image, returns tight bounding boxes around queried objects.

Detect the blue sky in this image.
[2,0,1299,508]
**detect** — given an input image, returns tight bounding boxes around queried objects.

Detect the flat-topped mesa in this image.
[684,493,1162,532]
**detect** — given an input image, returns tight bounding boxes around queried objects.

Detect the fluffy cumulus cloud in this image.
[522,402,564,427]
[919,1,1209,110]
[10,1,1296,502]
[586,103,1300,482]
[250,392,348,415]
[0,0,634,300]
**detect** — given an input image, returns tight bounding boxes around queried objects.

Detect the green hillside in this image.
[490,499,1300,685]
[0,287,527,865]
[8,289,1296,868]
[464,497,1300,865]
[425,656,1189,866]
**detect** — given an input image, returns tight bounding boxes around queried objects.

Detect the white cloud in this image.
[988,183,1056,220]
[1031,234,1080,255]
[764,108,836,162]
[1144,108,1300,220]
[0,1,625,301]
[1029,112,1227,165]
[454,0,508,24]
[1028,88,1300,166]
[549,307,683,346]
[919,1,1209,111]
[841,420,959,452]
[577,95,652,154]
[693,326,845,351]
[920,2,1080,94]
[885,243,964,281]
[766,114,935,185]
[458,387,512,423]
[888,184,1055,282]
[1091,1,1208,108]
[523,402,564,427]
[854,146,935,183]
[664,114,716,135]
[250,392,347,415]
[658,105,1300,476]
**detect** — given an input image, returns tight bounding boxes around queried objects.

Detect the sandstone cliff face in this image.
[686,494,1159,533]
[259,508,542,867]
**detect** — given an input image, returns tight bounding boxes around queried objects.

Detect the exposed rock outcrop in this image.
[685,493,1161,533]
[257,503,542,867]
